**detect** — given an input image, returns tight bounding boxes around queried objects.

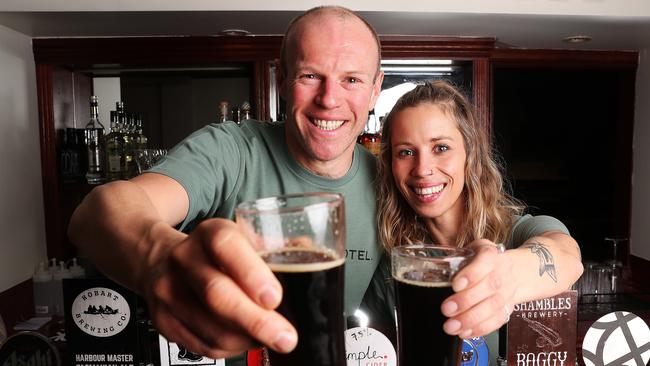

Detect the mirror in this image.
[375,59,473,120]
[92,63,254,149]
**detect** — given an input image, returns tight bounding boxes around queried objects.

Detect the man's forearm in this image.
[68,180,185,294]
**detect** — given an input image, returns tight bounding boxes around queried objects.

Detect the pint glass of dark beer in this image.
[236,193,346,366]
[391,245,472,366]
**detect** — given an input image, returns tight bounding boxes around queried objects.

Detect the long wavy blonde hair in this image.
[377,80,524,250]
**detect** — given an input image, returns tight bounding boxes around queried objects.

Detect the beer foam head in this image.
[261,248,344,273]
[394,268,452,287]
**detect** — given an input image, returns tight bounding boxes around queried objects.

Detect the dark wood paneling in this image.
[39,66,93,261]
[473,58,491,133]
[33,36,283,66]
[381,36,495,59]
[34,35,497,66]
[36,64,63,260]
[491,48,638,69]
[74,73,92,128]
[253,60,270,121]
[51,67,73,130]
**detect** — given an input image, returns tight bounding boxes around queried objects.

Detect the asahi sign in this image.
[506,291,577,366]
[0,332,61,366]
[72,287,130,337]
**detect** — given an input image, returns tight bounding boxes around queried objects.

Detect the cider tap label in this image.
[345,327,396,366]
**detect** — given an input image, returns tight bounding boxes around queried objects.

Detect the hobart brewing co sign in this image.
[64,279,138,366]
[71,287,130,337]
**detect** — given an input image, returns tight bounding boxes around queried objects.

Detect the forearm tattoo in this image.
[523,241,558,283]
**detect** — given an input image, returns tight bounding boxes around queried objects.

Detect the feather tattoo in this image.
[524,242,558,282]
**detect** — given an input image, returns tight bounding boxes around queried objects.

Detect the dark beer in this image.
[395,268,459,366]
[262,249,346,366]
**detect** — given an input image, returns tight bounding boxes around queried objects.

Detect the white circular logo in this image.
[345,327,396,366]
[582,311,650,366]
[71,287,130,337]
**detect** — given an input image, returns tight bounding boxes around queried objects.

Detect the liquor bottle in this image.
[232,106,241,125]
[135,113,148,149]
[116,101,129,178]
[84,95,106,184]
[218,101,229,123]
[122,113,138,179]
[240,101,253,122]
[357,109,381,156]
[105,111,123,181]
[115,101,126,141]
[60,128,85,183]
[116,101,125,122]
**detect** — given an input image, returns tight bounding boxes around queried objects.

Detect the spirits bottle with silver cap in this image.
[84,95,106,184]
[105,110,123,181]
[240,101,253,122]
[123,113,138,179]
[218,101,229,123]
[135,113,148,149]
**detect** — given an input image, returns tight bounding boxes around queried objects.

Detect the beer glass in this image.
[392,244,472,366]
[236,193,346,366]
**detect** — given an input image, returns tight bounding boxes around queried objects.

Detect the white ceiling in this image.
[1,1,649,51]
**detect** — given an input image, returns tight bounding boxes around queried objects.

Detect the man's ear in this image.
[369,70,384,109]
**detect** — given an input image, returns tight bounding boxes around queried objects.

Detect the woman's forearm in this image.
[509,231,583,304]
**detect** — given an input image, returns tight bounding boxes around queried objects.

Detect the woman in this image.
[372,80,582,358]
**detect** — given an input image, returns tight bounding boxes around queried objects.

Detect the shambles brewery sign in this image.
[64,279,139,366]
[506,291,577,366]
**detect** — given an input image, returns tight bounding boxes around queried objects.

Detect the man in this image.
[68,5,384,362]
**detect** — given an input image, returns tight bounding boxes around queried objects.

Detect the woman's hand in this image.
[439,239,518,338]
